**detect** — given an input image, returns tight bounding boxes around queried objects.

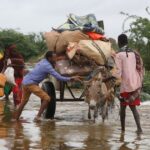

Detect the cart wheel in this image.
[41,81,56,119]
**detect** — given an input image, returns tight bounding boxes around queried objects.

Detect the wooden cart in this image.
[42,80,85,119]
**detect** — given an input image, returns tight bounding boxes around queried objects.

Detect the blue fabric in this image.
[54,13,104,34]
[23,59,70,85]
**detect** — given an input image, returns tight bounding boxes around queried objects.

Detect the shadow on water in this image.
[0,97,150,150]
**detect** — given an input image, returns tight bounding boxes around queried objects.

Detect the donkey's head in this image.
[84,69,107,109]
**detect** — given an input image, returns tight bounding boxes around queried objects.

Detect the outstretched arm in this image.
[47,64,71,82]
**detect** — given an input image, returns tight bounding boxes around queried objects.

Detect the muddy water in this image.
[0,91,150,150]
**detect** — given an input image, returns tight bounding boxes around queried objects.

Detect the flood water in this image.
[0,89,150,150]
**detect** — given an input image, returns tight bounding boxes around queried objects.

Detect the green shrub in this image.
[141,92,150,101]
[143,71,150,94]
[0,29,47,61]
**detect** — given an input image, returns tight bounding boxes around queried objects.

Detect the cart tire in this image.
[41,81,56,119]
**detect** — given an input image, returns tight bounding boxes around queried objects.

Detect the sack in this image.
[4,67,16,85]
[55,30,90,54]
[73,40,112,65]
[0,73,7,87]
[44,31,60,51]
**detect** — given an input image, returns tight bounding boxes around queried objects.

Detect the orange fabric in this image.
[0,88,4,97]
[86,32,105,40]
[0,73,6,87]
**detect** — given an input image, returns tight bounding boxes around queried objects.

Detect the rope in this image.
[91,41,107,64]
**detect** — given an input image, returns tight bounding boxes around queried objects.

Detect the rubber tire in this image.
[41,81,56,119]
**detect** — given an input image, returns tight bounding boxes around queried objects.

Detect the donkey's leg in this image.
[102,101,108,122]
[93,107,99,123]
[94,106,98,120]
[88,106,91,119]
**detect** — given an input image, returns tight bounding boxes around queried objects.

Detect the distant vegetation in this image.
[121,7,150,71]
[143,71,150,94]
[0,29,47,61]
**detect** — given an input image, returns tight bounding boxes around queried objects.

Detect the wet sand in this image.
[0,91,150,150]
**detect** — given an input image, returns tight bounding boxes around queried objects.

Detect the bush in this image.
[141,92,150,101]
[143,71,150,94]
[0,29,47,61]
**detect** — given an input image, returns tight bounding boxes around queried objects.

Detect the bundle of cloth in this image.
[44,13,116,77]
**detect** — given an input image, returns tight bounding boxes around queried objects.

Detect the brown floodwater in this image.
[0,90,150,150]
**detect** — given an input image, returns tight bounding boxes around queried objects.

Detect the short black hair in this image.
[45,51,54,60]
[118,34,128,47]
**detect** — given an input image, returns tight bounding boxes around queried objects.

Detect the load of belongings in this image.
[44,14,119,121]
[44,13,116,77]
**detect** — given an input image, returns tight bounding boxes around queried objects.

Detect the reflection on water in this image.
[0,96,150,150]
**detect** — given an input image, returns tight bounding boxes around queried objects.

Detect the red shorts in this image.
[120,92,141,106]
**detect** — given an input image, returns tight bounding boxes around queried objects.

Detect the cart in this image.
[42,80,85,119]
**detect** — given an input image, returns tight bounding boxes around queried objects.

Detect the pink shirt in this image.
[113,52,142,93]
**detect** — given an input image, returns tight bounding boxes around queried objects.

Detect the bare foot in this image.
[34,116,42,122]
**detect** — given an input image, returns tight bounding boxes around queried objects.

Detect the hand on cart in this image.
[70,76,82,82]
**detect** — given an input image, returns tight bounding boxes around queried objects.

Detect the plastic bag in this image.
[4,67,16,85]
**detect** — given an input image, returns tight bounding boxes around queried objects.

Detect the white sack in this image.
[4,67,16,85]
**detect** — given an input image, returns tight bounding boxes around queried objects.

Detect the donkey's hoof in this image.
[88,114,91,119]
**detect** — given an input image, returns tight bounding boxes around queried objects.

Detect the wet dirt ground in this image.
[0,89,150,150]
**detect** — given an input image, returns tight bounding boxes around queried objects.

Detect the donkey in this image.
[84,67,116,122]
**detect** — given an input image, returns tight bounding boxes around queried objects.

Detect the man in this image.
[14,51,80,121]
[113,34,143,134]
